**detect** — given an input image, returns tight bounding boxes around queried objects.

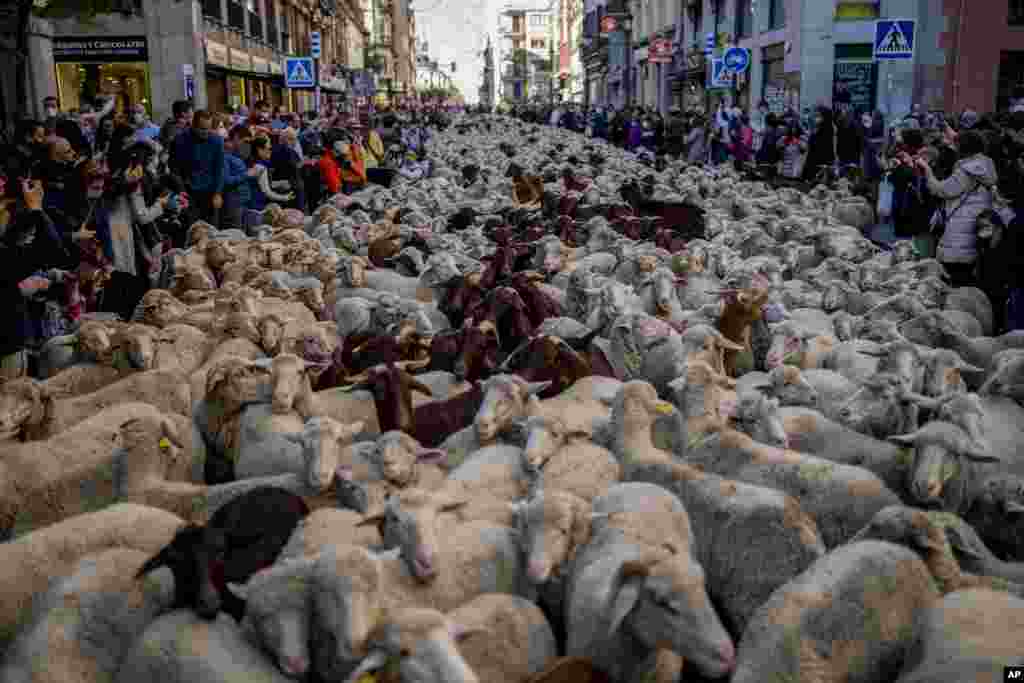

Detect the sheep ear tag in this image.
[355,675,378,683]
[159,437,171,450]
[653,401,675,416]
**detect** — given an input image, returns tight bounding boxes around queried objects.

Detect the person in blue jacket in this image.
[171,110,224,227]
[221,125,252,231]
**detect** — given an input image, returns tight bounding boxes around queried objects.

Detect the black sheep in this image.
[136,486,310,622]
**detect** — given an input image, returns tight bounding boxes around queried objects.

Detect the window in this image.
[202,0,222,20]
[735,0,752,38]
[768,0,785,30]
[1012,0,1024,25]
[530,14,545,26]
[531,38,545,49]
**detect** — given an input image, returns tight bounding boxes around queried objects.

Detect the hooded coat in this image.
[802,108,835,182]
[928,153,999,264]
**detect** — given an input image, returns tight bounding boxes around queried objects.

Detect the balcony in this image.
[248,11,263,40]
[227,1,246,31]
[202,0,222,21]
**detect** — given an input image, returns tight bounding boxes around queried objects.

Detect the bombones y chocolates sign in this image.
[53,37,148,63]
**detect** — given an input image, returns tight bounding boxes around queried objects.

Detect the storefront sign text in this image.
[206,40,228,67]
[53,36,148,63]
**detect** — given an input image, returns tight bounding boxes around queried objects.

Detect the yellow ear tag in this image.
[159,438,171,450]
[356,675,378,683]
[654,402,675,415]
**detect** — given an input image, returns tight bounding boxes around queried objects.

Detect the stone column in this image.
[144,0,208,121]
[27,16,56,119]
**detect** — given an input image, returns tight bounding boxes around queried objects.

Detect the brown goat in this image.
[717,288,770,377]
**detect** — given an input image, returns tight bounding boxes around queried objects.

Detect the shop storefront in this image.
[53,36,151,115]
[205,38,288,113]
[832,44,877,117]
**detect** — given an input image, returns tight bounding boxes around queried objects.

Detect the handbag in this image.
[877,173,894,219]
[930,178,980,236]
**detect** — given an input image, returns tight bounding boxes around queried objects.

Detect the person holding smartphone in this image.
[0,178,72,379]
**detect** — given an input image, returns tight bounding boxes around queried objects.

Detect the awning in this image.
[206,64,283,86]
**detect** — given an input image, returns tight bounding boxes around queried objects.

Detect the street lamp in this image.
[622,13,633,108]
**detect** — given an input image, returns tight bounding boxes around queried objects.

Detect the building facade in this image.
[578,0,1022,118]
[479,35,496,108]
[498,0,554,104]
[28,0,416,122]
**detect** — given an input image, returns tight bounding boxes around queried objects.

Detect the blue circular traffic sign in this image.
[724,47,750,73]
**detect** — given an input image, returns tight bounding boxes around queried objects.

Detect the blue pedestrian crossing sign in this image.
[874,20,915,60]
[709,57,733,89]
[285,57,315,88]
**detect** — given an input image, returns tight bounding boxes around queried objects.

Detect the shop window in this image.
[768,0,784,30]
[532,39,545,49]
[1012,0,1024,25]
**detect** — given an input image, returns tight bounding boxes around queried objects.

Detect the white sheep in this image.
[894,589,1024,683]
[0,503,184,648]
[112,411,358,524]
[0,548,176,683]
[731,540,940,683]
[0,370,191,442]
[518,415,622,502]
[114,609,294,683]
[0,402,192,538]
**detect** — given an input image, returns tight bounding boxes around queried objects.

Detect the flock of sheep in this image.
[0,115,1022,683]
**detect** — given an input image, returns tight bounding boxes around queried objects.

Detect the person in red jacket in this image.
[318,142,342,196]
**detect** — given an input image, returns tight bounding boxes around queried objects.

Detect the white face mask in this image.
[45,107,58,118]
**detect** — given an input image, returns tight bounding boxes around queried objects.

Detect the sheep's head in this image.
[221,312,262,345]
[849,505,948,556]
[250,272,293,301]
[267,353,314,415]
[174,265,217,294]
[345,607,484,683]
[187,221,215,248]
[374,431,448,486]
[616,380,677,432]
[77,320,115,358]
[357,489,469,582]
[295,282,326,317]
[0,378,51,439]
[520,416,591,475]
[225,556,317,677]
[511,489,599,583]
[119,414,184,458]
[474,375,551,444]
[112,325,157,371]
[282,416,365,492]
[205,240,237,271]
[888,420,998,509]
[205,356,271,407]
[255,313,286,356]
[140,290,188,328]
[339,254,370,288]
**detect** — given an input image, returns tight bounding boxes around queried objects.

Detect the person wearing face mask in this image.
[171,110,225,227]
[221,126,252,232]
[131,104,161,143]
[0,178,70,379]
[95,144,169,318]
[42,96,59,121]
[801,106,835,183]
[3,119,46,185]
[270,127,304,210]
[861,111,886,184]
[243,136,293,231]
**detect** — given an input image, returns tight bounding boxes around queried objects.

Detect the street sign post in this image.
[704,32,715,55]
[873,19,915,60]
[723,46,750,74]
[310,31,322,111]
[182,63,195,100]
[285,57,315,88]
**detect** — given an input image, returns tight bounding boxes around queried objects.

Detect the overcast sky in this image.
[413,0,498,103]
